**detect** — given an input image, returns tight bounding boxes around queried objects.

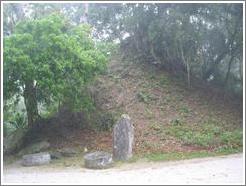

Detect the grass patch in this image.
[138,149,241,162]
[144,151,215,162]
[137,91,157,104]
[159,76,171,86]
[149,122,163,131]
[145,108,154,119]
[50,156,85,168]
[166,119,243,150]
[178,105,191,115]
[170,118,184,126]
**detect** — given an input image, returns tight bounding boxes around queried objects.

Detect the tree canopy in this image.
[4,13,107,126]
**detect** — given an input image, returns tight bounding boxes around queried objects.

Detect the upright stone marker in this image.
[113,114,134,161]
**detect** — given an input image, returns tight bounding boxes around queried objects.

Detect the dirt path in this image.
[3,153,244,185]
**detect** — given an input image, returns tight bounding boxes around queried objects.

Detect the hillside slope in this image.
[86,53,243,155]
[35,53,243,157]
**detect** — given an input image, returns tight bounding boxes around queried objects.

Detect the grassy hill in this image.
[8,52,241,164]
[90,53,242,154]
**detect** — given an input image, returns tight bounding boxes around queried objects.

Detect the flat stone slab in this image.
[22,152,51,166]
[84,151,113,169]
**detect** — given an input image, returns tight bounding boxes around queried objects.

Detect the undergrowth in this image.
[166,119,243,150]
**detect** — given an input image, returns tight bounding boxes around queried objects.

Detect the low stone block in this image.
[22,152,51,166]
[84,151,113,169]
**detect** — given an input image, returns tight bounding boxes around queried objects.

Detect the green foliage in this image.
[3,122,16,137]
[166,120,243,149]
[96,42,119,58]
[143,151,214,162]
[137,91,155,104]
[3,97,27,136]
[92,112,117,131]
[150,122,163,131]
[138,149,241,162]
[137,91,149,103]
[3,113,27,137]
[40,101,59,119]
[159,76,170,86]
[219,130,243,149]
[4,13,108,125]
[178,106,190,114]
[170,119,183,126]
[11,113,27,129]
[4,3,242,97]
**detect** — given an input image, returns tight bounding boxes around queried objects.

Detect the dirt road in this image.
[3,153,244,185]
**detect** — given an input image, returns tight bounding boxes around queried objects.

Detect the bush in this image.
[137,91,154,103]
[219,130,243,148]
[3,112,27,137]
[3,122,16,137]
[93,112,117,131]
[11,113,27,129]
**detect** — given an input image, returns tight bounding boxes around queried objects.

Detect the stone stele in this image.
[113,114,134,161]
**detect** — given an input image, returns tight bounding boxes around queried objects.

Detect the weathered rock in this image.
[84,151,113,169]
[3,128,28,155]
[22,152,51,166]
[18,141,50,156]
[113,114,134,161]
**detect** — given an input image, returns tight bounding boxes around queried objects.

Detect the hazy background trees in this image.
[88,3,243,97]
[3,3,243,133]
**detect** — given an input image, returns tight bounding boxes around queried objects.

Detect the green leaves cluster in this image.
[4,13,108,114]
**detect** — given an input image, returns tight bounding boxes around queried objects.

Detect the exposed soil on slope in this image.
[38,53,242,155]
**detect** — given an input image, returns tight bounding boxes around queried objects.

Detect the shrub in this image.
[92,112,117,131]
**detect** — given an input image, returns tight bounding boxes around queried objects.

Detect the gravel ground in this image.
[3,153,244,185]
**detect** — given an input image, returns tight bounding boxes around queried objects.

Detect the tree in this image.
[3,13,107,127]
[97,3,242,95]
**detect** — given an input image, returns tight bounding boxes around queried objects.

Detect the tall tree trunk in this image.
[224,55,235,88]
[150,42,161,64]
[24,81,39,127]
[187,60,191,88]
[181,47,191,88]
